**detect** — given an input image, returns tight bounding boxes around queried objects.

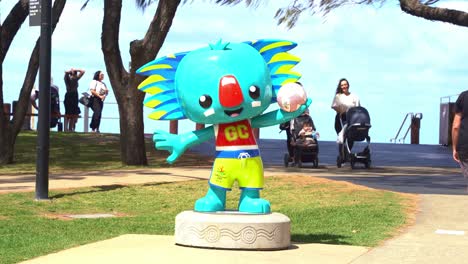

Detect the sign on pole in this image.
[29,0,41,27]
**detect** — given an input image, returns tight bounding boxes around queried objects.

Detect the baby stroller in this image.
[337,106,371,169]
[283,114,319,168]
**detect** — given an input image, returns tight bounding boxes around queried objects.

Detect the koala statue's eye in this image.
[249,85,260,99]
[199,95,213,109]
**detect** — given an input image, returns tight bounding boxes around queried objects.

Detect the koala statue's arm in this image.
[251,98,312,128]
[153,126,214,164]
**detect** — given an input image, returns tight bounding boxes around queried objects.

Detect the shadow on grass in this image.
[49,182,177,199]
[50,184,127,199]
[291,233,351,245]
[141,181,186,188]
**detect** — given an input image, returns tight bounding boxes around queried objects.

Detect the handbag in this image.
[79,92,92,107]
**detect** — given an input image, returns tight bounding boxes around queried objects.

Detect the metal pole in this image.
[35,0,52,200]
[84,107,89,132]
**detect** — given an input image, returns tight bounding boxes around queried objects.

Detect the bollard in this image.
[195,123,205,130]
[169,120,178,134]
[253,127,260,139]
[411,113,423,144]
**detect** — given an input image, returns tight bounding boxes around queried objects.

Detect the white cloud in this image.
[436,1,468,11]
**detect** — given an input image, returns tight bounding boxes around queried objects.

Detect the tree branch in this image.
[129,0,181,72]
[0,0,29,63]
[400,0,468,27]
[102,0,127,94]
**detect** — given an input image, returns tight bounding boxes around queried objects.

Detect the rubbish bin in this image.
[439,102,456,146]
[12,101,32,130]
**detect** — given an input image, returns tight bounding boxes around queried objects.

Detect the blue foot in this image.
[238,189,271,214]
[194,186,226,212]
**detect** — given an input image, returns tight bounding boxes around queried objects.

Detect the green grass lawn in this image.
[0,132,416,263]
[0,177,416,264]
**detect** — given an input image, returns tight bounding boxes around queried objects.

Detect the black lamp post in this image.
[35,0,52,200]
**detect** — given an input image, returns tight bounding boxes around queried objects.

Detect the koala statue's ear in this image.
[137,52,189,120]
[244,39,301,103]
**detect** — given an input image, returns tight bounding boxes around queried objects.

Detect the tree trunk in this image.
[0,64,14,164]
[117,80,147,165]
[102,0,147,165]
[102,0,180,165]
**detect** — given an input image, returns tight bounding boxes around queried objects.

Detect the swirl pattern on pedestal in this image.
[182,224,280,244]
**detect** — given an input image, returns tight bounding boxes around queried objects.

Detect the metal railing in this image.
[29,101,120,133]
[79,105,120,133]
[440,94,459,104]
[390,112,423,144]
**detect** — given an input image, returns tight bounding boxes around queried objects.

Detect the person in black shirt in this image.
[280,120,294,161]
[452,90,468,192]
[30,81,61,129]
[64,68,85,131]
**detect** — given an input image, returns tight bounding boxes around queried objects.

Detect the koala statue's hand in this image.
[153,130,186,164]
[301,98,312,110]
[289,98,312,114]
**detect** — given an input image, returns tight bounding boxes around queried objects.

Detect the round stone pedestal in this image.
[175,211,290,250]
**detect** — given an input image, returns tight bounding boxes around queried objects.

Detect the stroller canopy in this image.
[346,106,371,127]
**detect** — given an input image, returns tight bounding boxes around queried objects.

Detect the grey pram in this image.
[337,106,371,169]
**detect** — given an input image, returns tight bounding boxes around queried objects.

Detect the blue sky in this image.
[1,1,468,144]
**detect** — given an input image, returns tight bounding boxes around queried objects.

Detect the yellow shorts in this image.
[209,156,263,190]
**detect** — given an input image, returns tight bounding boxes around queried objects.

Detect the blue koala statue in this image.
[137,39,311,214]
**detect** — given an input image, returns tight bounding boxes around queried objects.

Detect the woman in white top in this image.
[331,78,360,135]
[89,70,108,133]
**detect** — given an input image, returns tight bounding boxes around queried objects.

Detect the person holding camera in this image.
[89,70,108,133]
[64,68,85,132]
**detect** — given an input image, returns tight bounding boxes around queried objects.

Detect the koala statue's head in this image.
[137,39,301,124]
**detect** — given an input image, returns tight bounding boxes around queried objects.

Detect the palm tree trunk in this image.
[102,0,180,165]
[117,81,147,165]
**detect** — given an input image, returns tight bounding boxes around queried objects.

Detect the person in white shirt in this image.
[331,78,360,143]
[89,70,108,133]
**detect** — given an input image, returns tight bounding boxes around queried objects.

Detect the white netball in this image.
[276,82,307,112]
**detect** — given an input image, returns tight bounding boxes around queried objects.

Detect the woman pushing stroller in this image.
[331,78,371,169]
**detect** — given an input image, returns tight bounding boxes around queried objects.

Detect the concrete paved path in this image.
[352,194,468,264]
[21,235,369,264]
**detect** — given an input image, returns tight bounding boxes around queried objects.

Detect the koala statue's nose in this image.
[219,75,244,108]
